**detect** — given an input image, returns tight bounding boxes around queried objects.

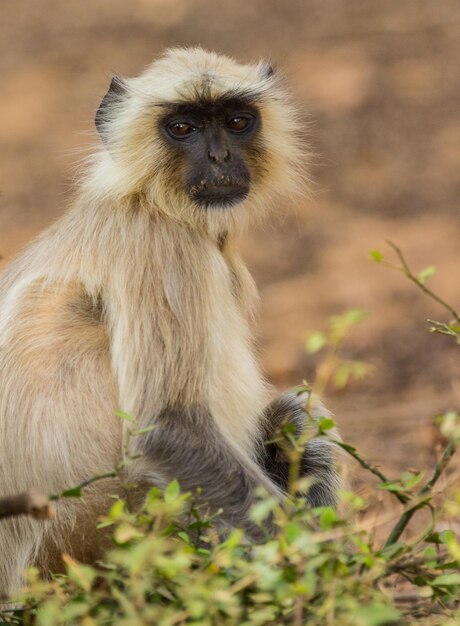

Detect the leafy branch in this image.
[335,442,409,505]
[370,242,460,344]
[305,309,374,396]
[385,240,460,323]
[301,244,459,556]
[367,243,459,549]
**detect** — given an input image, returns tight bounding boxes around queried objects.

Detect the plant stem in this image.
[383,501,430,550]
[420,439,457,495]
[49,471,117,501]
[383,440,456,548]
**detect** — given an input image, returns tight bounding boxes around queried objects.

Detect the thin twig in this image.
[386,241,460,323]
[419,440,457,496]
[383,440,456,548]
[49,471,118,501]
[335,441,409,505]
[293,594,304,626]
[383,501,431,550]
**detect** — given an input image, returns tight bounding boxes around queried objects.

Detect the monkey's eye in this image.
[226,115,254,133]
[167,122,197,139]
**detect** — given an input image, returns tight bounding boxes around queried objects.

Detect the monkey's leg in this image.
[129,407,283,539]
[0,281,122,594]
[261,391,341,507]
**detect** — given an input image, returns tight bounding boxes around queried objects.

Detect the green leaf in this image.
[319,416,335,432]
[334,363,351,389]
[63,555,95,591]
[37,601,64,626]
[132,425,156,435]
[114,523,143,544]
[249,497,277,523]
[108,498,126,519]
[187,599,207,619]
[305,331,326,354]
[284,522,301,544]
[319,506,337,529]
[333,360,374,388]
[115,410,135,422]
[221,528,244,549]
[337,308,367,327]
[431,573,460,586]
[290,384,309,396]
[417,265,436,284]
[378,481,404,493]
[329,309,367,343]
[438,529,455,544]
[60,486,82,498]
[96,519,114,529]
[369,250,384,263]
[425,532,443,544]
[379,542,405,560]
[164,479,181,502]
[402,471,424,490]
[354,603,400,625]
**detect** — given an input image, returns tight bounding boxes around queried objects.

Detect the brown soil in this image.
[1,1,459,502]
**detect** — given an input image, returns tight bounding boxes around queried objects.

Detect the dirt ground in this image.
[1,1,459,498]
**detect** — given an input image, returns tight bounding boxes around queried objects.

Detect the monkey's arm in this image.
[260,391,341,507]
[131,407,281,539]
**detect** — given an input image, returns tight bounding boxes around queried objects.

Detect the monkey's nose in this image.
[208,148,230,163]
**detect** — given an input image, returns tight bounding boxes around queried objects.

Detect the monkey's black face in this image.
[160,98,260,209]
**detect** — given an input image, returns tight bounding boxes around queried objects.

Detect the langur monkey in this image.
[0,48,339,599]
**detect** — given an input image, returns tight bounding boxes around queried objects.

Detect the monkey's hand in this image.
[261,390,341,507]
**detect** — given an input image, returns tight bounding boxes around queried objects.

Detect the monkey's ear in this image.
[95,76,128,138]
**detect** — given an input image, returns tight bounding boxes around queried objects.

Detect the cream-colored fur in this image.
[0,47,307,600]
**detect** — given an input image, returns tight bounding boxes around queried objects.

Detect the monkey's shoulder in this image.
[0,278,107,350]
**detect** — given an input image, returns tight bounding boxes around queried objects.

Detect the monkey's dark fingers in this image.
[262,390,332,437]
[261,391,341,506]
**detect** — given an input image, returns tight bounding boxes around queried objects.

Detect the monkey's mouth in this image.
[189,178,249,209]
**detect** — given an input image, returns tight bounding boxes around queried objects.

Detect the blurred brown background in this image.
[1,0,459,485]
